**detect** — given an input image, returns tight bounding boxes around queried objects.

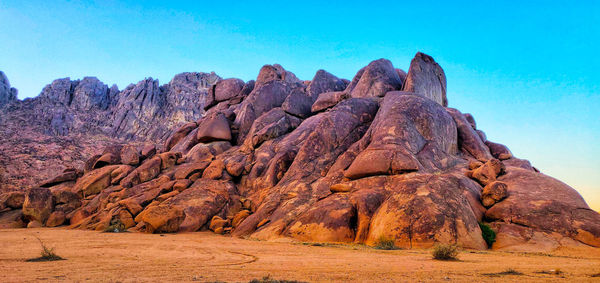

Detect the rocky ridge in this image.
[0,72,222,191]
[1,53,599,251]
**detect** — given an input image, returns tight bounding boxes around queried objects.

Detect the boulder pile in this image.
[1,52,599,251]
[0,72,220,191]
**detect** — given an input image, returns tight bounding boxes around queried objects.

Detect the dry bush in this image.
[431,243,459,260]
[374,235,398,250]
[26,236,64,262]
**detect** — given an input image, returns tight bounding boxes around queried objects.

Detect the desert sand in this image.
[0,228,599,282]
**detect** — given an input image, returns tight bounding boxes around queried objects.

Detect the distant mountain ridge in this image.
[0,71,224,191]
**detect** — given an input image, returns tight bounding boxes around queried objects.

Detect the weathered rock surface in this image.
[0,71,18,107]
[1,52,598,252]
[0,71,220,193]
[403,52,447,106]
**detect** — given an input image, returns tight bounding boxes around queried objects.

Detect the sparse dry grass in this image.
[432,243,459,260]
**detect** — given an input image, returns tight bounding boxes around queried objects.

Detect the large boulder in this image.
[486,167,600,248]
[311,91,346,113]
[344,91,458,179]
[154,179,238,232]
[212,78,245,102]
[140,205,185,233]
[72,165,122,197]
[306,69,347,100]
[196,113,232,143]
[0,191,25,210]
[447,108,493,161]
[22,187,54,225]
[403,52,447,106]
[346,59,403,98]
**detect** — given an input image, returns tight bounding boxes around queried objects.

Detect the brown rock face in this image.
[486,167,600,248]
[22,187,54,225]
[344,91,458,179]
[481,181,508,207]
[403,52,447,106]
[347,59,403,98]
[4,53,599,251]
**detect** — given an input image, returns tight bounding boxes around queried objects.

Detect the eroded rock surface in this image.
[1,52,598,252]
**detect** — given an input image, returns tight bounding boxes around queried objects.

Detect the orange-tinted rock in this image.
[0,191,25,209]
[365,175,487,249]
[209,215,229,233]
[141,205,185,233]
[481,181,508,207]
[232,210,251,228]
[110,165,134,185]
[0,209,26,228]
[330,183,352,193]
[486,167,600,248]
[27,220,43,228]
[447,108,492,162]
[120,145,140,166]
[173,161,210,179]
[22,187,54,224]
[173,179,192,192]
[158,152,180,170]
[46,211,66,227]
[202,159,226,179]
[72,165,121,197]
[485,141,513,160]
[159,179,237,232]
[469,158,505,186]
[120,156,162,187]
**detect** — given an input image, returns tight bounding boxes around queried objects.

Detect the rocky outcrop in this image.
[0,71,18,107]
[403,52,447,106]
[0,71,221,192]
[1,52,598,252]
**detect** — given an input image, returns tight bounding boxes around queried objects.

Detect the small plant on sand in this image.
[479,222,496,248]
[374,235,398,250]
[104,218,126,233]
[26,236,64,262]
[431,243,459,260]
[249,275,305,283]
[483,268,524,276]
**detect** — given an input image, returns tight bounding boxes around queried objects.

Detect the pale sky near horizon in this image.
[0,1,598,211]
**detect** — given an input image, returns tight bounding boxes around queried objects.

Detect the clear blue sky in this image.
[1,1,599,210]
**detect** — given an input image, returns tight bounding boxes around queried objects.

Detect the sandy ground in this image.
[0,228,599,282]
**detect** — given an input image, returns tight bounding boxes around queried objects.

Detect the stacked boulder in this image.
[1,52,599,251]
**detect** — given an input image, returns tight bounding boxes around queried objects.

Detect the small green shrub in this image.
[479,222,496,248]
[431,243,459,260]
[26,236,64,262]
[374,235,398,250]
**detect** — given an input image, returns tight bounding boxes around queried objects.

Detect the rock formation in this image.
[1,53,599,252]
[0,71,221,191]
[0,71,18,107]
